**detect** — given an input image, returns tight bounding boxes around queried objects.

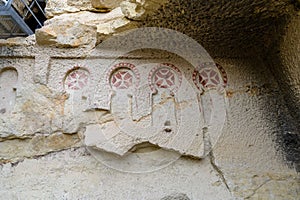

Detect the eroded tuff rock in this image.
[36,20,97,48]
[0,0,299,199]
[120,0,169,20]
[0,133,81,163]
[42,0,170,47]
[36,7,135,47]
[45,0,110,18]
[0,148,232,199]
[91,0,123,10]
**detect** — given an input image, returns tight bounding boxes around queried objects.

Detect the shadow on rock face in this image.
[161,193,190,200]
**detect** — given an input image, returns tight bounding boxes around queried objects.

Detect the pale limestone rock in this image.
[67,0,93,10]
[120,0,169,20]
[45,0,109,18]
[0,40,298,199]
[0,133,81,162]
[45,0,80,18]
[91,0,123,9]
[0,35,35,46]
[44,8,125,26]
[41,8,133,44]
[35,20,97,48]
[247,178,300,199]
[0,2,299,198]
[219,169,300,199]
[121,0,145,20]
[0,148,232,199]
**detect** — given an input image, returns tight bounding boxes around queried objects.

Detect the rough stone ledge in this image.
[0,133,82,164]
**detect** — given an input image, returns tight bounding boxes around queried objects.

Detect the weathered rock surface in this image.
[0,133,81,162]
[45,0,80,18]
[45,0,110,18]
[268,14,300,129]
[0,148,232,200]
[37,8,134,47]
[35,20,97,48]
[67,0,93,10]
[0,35,35,47]
[120,0,169,20]
[221,169,300,199]
[92,0,123,10]
[0,0,299,199]
[1,42,298,198]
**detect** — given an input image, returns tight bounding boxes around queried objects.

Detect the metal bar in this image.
[0,10,14,15]
[0,0,48,38]
[0,15,12,31]
[7,6,33,34]
[0,22,9,33]
[6,0,12,8]
[33,0,45,17]
[23,1,36,19]
[19,0,43,27]
[0,0,12,11]
[0,1,6,7]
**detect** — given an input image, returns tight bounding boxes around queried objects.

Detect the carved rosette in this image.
[64,67,90,91]
[148,63,183,93]
[193,62,227,92]
[107,62,140,91]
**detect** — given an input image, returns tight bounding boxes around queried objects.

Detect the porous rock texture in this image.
[0,0,299,199]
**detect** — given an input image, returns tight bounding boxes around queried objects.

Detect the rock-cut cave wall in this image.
[0,0,299,199]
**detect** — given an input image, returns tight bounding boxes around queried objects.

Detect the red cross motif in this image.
[148,63,182,93]
[199,68,220,88]
[154,68,175,89]
[193,63,227,91]
[65,69,89,90]
[110,69,133,89]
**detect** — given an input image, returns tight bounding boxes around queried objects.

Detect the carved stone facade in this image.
[0,0,299,199]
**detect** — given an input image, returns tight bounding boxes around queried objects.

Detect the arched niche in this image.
[64,67,90,93]
[0,67,18,115]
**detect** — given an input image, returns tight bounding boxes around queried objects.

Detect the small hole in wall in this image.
[164,128,172,132]
[164,121,172,132]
